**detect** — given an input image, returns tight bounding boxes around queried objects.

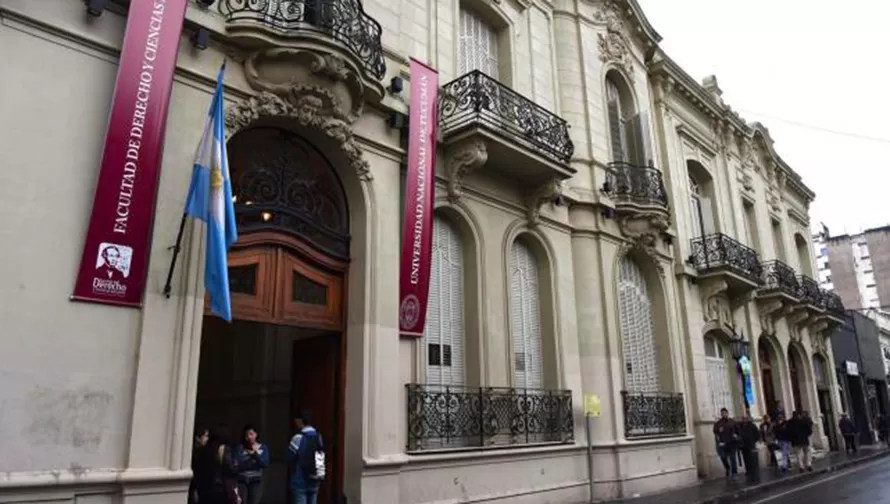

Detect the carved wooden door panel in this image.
[277,249,343,330]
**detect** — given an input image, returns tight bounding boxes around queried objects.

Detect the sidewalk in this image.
[600,445,890,504]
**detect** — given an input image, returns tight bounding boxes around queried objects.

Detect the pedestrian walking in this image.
[789,411,813,472]
[713,408,740,477]
[739,414,761,483]
[760,415,779,468]
[234,425,270,504]
[774,414,791,471]
[191,426,216,504]
[839,413,857,454]
[876,414,890,447]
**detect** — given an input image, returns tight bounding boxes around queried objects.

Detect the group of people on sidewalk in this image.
[189,413,325,504]
[713,406,815,483]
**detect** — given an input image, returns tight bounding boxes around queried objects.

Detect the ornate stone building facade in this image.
[0,0,844,503]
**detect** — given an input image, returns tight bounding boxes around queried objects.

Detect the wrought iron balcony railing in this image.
[622,391,686,438]
[218,0,386,80]
[821,289,845,316]
[606,162,669,209]
[689,233,763,285]
[797,275,822,308]
[759,260,801,299]
[406,384,574,452]
[438,70,574,165]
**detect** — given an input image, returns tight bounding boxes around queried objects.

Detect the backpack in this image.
[297,430,326,480]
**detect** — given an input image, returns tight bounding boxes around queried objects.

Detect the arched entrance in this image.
[194,127,349,504]
[758,338,781,418]
[788,344,811,414]
[813,354,838,450]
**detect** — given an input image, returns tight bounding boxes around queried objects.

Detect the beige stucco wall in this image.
[0,0,841,503]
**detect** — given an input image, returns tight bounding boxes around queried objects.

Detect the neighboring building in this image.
[814,224,890,310]
[830,312,890,446]
[0,1,847,503]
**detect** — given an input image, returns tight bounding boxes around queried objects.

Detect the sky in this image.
[635,0,890,236]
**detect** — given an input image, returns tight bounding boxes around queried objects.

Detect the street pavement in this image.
[738,455,890,503]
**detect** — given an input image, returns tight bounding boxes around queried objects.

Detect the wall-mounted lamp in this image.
[388,112,407,130]
[86,0,110,16]
[388,76,404,95]
[192,27,211,50]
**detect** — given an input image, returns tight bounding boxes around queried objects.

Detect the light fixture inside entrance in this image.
[261,212,273,222]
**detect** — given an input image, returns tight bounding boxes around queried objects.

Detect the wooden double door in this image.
[205,233,346,504]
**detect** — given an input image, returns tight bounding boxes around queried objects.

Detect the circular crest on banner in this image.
[400,294,420,330]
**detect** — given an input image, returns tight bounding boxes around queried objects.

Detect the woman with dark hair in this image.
[190,426,214,504]
[234,424,270,504]
[209,426,241,504]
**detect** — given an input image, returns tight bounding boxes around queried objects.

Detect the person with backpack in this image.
[287,412,325,504]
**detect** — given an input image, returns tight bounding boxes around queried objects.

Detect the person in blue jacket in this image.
[234,424,270,504]
[286,412,324,504]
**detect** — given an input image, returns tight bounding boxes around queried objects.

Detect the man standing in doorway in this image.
[714,408,739,478]
[287,412,324,504]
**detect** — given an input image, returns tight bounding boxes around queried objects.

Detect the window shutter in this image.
[699,195,716,235]
[510,241,543,389]
[606,81,626,162]
[425,216,465,386]
[459,7,499,79]
[618,257,659,392]
[705,341,735,418]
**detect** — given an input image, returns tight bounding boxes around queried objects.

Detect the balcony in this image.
[758,260,801,302]
[405,384,574,452]
[438,71,576,189]
[622,391,686,439]
[821,289,845,322]
[218,0,386,80]
[796,275,825,314]
[689,233,764,293]
[605,162,669,214]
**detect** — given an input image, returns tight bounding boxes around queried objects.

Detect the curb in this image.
[698,449,890,504]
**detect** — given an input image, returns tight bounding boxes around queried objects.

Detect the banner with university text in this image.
[398,59,439,337]
[72,0,190,307]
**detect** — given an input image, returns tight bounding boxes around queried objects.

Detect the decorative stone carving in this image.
[700,277,731,326]
[616,212,670,276]
[809,318,829,336]
[446,140,488,203]
[595,0,635,81]
[526,179,564,227]
[598,32,634,82]
[226,88,372,182]
[811,332,828,355]
[787,309,810,341]
[244,48,366,121]
[757,299,784,336]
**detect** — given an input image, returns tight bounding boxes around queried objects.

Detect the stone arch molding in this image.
[225,86,372,182]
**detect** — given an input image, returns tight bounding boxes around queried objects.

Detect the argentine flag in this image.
[184,64,238,321]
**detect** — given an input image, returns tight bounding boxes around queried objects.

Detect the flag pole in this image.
[163,213,189,298]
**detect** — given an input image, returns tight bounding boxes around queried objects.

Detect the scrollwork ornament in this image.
[226,88,372,182]
[446,140,488,203]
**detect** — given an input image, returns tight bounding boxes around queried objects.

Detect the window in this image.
[689,175,704,239]
[425,216,466,386]
[605,75,651,166]
[510,240,543,389]
[742,199,759,251]
[459,7,499,78]
[618,256,659,392]
[704,336,734,417]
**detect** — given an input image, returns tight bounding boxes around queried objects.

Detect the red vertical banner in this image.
[399,59,439,337]
[71,0,190,307]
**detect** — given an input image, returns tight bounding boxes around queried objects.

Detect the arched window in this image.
[704,335,735,417]
[459,6,499,79]
[606,74,650,166]
[795,233,813,277]
[510,239,543,389]
[618,256,659,392]
[426,215,465,386]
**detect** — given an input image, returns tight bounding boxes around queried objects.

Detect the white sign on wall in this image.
[845,361,860,376]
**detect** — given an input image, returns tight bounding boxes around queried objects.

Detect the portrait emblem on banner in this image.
[95,243,133,280]
[399,294,421,331]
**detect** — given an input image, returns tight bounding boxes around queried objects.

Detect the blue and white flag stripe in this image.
[185,64,238,321]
